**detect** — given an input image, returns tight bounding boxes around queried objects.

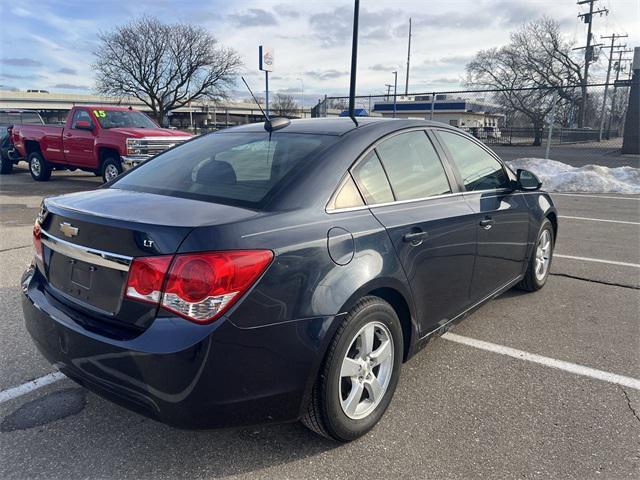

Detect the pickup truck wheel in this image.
[0,151,13,174]
[102,156,122,183]
[29,152,52,181]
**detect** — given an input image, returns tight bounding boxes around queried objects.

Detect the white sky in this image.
[1,0,638,102]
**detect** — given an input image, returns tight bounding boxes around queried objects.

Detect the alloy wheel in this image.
[31,157,41,177]
[339,321,394,420]
[535,229,552,281]
[104,164,119,182]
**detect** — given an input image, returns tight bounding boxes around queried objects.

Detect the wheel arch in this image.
[339,279,417,362]
[97,146,121,169]
[25,140,42,156]
[546,210,558,240]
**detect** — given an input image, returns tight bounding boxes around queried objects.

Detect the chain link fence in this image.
[311,83,634,164]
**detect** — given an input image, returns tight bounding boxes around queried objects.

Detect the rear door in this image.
[351,129,477,334]
[433,129,530,301]
[63,109,96,167]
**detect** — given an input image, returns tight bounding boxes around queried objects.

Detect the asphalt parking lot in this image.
[1,165,639,479]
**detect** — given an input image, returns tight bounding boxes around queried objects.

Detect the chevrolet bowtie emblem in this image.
[59,222,79,238]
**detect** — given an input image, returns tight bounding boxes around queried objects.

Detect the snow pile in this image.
[506,158,640,194]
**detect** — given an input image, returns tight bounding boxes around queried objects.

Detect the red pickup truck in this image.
[9,106,192,182]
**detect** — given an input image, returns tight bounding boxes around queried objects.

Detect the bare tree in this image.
[467,17,591,141]
[271,93,299,117]
[94,17,242,125]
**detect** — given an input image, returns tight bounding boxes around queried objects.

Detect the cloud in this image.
[273,4,300,18]
[369,63,403,72]
[0,84,20,91]
[304,69,348,81]
[0,72,45,80]
[421,55,474,67]
[309,6,403,47]
[228,9,278,28]
[56,67,78,75]
[52,83,90,90]
[1,57,42,67]
[10,7,30,17]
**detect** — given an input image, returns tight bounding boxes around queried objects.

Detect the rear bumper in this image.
[21,266,337,429]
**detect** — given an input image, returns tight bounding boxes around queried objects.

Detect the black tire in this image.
[517,218,554,292]
[101,156,122,183]
[302,296,403,442]
[28,152,52,181]
[0,150,13,174]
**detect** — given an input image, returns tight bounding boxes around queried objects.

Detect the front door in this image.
[64,109,96,167]
[434,130,530,301]
[351,130,477,334]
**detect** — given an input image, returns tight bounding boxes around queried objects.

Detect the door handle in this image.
[402,230,428,243]
[479,217,495,229]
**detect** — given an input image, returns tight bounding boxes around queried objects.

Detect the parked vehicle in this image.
[22,118,557,442]
[0,110,44,174]
[9,106,191,182]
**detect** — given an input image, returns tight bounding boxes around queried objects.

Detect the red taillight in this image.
[125,256,172,304]
[125,250,273,324]
[33,221,43,261]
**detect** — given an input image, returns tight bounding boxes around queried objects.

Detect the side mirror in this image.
[517,169,542,191]
[75,120,93,131]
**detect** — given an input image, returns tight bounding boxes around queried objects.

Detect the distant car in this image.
[0,110,44,174]
[22,118,557,442]
[9,106,191,182]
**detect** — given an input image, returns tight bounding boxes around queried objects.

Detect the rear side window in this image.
[436,131,510,191]
[375,130,451,201]
[351,151,394,204]
[112,132,337,208]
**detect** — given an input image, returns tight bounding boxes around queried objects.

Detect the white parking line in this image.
[0,372,66,404]
[560,215,640,226]
[552,193,640,201]
[442,333,640,390]
[554,254,640,268]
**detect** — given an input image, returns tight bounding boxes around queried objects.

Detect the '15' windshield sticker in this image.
[93,110,106,118]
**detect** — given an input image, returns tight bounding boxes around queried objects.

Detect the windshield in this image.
[111,131,338,208]
[92,109,157,129]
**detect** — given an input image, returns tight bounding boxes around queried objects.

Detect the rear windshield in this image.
[111,131,337,208]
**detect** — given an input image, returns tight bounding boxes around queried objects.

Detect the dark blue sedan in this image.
[21,118,557,441]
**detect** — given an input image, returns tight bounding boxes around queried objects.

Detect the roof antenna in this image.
[242,76,269,122]
[241,76,290,131]
[348,0,360,127]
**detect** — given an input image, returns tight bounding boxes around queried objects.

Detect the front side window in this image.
[375,130,451,201]
[436,130,510,191]
[112,132,337,208]
[351,151,394,205]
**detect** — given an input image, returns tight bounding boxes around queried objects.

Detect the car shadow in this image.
[1,386,339,478]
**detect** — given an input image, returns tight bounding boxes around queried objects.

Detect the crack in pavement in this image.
[549,272,640,290]
[619,387,640,425]
[0,245,31,254]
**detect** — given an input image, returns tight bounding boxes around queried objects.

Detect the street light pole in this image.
[297,78,304,117]
[392,71,398,118]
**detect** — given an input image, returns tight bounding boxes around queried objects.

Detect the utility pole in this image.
[393,71,398,118]
[606,50,633,138]
[575,0,608,128]
[598,34,628,141]
[385,84,392,101]
[404,18,412,95]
